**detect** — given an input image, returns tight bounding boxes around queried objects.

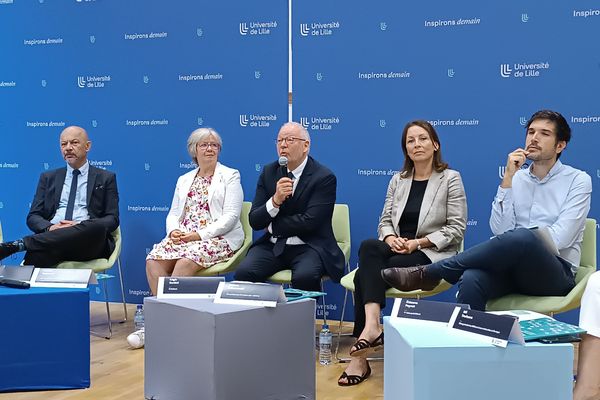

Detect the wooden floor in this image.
[0,303,579,400]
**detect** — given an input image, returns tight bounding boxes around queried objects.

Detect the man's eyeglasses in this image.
[198,142,220,150]
[276,137,307,145]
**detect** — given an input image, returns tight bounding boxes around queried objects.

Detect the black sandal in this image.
[349,332,384,357]
[338,361,372,386]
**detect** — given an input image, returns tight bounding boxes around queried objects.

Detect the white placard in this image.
[30,268,97,288]
[157,276,225,299]
[214,281,286,307]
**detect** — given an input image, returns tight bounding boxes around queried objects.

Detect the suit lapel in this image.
[416,170,444,234]
[54,168,67,208]
[87,166,97,206]
[392,175,412,230]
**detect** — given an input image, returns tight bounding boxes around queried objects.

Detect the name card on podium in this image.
[157,276,225,299]
[30,268,97,288]
[391,298,470,326]
[448,308,524,347]
[0,265,35,282]
[214,281,286,307]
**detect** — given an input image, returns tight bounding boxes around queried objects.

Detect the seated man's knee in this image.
[497,227,534,244]
[233,264,256,282]
[291,271,322,291]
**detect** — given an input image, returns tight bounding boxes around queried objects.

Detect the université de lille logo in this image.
[239,21,277,35]
[499,61,550,78]
[299,21,340,37]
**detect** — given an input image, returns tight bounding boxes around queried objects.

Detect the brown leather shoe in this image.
[381,266,441,291]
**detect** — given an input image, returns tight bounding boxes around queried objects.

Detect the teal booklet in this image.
[284,288,326,302]
[491,310,585,342]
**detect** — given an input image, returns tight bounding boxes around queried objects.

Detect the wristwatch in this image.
[416,239,422,251]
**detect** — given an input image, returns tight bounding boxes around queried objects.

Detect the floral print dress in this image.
[147,174,233,268]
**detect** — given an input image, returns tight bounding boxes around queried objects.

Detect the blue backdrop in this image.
[0,0,289,301]
[1,0,598,325]
[292,0,600,324]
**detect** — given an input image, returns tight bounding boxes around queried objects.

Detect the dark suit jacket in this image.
[26,165,120,253]
[249,156,345,282]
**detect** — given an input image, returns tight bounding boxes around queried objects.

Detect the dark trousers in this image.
[22,220,110,267]
[427,228,576,311]
[233,241,325,291]
[353,239,431,337]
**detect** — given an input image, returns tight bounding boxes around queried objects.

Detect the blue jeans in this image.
[427,228,575,311]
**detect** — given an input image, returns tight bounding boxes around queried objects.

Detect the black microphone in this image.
[0,278,30,289]
[278,156,289,179]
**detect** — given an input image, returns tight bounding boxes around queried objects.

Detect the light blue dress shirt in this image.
[51,161,90,224]
[490,160,592,270]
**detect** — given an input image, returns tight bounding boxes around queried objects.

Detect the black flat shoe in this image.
[338,361,371,387]
[349,331,384,357]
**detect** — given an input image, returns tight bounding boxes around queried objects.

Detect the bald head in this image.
[60,126,91,169]
[280,121,310,141]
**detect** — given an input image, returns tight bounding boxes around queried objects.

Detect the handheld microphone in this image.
[278,156,289,179]
[0,278,30,289]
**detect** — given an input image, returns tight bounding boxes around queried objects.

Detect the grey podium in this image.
[144,297,316,400]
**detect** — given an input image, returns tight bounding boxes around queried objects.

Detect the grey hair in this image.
[187,127,223,162]
[281,121,311,141]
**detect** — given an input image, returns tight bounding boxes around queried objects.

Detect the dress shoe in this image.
[0,241,21,261]
[381,265,441,291]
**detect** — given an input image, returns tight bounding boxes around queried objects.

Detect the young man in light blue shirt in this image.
[382,110,592,310]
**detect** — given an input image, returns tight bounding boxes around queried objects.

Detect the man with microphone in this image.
[234,121,344,290]
[382,110,592,311]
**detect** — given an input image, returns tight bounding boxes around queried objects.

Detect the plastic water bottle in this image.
[319,324,332,365]
[134,304,145,331]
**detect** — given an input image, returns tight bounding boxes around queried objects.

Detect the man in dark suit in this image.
[234,122,344,291]
[0,126,119,267]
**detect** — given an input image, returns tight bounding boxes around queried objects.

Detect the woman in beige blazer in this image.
[146,128,244,295]
[339,120,467,386]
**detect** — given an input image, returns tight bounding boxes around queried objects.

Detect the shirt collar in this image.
[67,161,89,176]
[527,159,563,183]
[290,156,308,179]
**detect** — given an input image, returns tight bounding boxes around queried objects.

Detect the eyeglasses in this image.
[198,142,220,150]
[275,137,307,145]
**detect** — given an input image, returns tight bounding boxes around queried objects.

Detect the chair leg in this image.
[117,257,128,322]
[320,279,328,327]
[335,286,349,362]
[91,278,113,339]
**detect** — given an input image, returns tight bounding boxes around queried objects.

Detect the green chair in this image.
[487,218,597,316]
[335,241,462,362]
[267,204,352,325]
[195,201,253,277]
[56,227,126,339]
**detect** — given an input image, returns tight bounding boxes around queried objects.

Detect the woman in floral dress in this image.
[145,128,244,295]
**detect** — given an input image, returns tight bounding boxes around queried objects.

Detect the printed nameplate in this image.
[391,298,470,325]
[30,268,97,288]
[157,276,225,299]
[214,281,286,307]
[448,308,519,348]
[0,265,35,282]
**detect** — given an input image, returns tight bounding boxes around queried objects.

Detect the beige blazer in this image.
[166,162,244,251]
[377,169,467,263]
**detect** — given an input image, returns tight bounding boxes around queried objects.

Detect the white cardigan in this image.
[165,162,244,251]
